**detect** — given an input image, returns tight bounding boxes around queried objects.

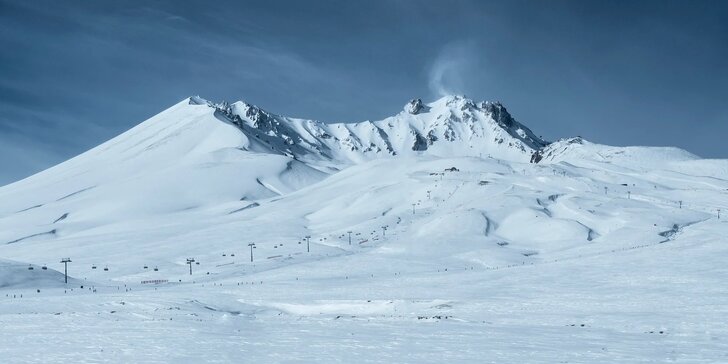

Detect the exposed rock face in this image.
[481,101,514,128]
[404,98,424,114]
[530,150,543,164]
[412,131,428,151]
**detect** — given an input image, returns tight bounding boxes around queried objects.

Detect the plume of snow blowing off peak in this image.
[428,41,478,97]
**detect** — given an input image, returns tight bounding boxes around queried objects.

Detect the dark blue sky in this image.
[1,0,727,185]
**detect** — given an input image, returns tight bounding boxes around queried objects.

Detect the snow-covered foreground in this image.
[1,96,727,362]
[3,237,728,363]
[0,248,725,363]
[2,155,727,363]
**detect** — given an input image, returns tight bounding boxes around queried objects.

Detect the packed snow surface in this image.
[1,96,727,363]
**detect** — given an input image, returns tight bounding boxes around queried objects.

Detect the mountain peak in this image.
[404,95,474,114]
[434,94,469,102]
[404,98,425,114]
[191,94,549,164]
[479,100,515,128]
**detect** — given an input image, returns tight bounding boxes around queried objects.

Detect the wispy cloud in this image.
[428,40,478,97]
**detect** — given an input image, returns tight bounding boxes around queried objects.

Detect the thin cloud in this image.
[428,40,478,97]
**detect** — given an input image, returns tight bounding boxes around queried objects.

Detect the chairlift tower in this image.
[248,243,256,262]
[347,231,352,245]
[305,235,311,253]
[186,258,195,275]
[60,258,71,284]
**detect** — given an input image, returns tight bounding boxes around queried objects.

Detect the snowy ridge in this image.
[208,94,547,167]
[537,136,699,168]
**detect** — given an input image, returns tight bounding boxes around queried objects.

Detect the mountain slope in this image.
[0,94,551,245]
[1,95,727,363]
[0,98,327,244]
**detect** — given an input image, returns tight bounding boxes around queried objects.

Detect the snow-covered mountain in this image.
[0,95,549,242]
[1,95,727,362]
[207,94,546,168]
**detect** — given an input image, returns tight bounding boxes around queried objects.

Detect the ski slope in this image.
[1,96,727,363]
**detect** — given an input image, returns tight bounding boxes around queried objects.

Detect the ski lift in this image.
[195,261,200,265]
[222,253,226,256]
[230,253,235,257]
[143,265,148,269]
[27,265,34,270]
[274,245,278,249]
[103,266,109,271]
[153,266,158,272]
[92,265,97,269]
[41,265,48,270]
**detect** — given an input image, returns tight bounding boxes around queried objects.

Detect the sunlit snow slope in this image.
[1,95,727,363]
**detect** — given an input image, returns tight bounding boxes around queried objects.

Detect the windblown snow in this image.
[0,95,727,363]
